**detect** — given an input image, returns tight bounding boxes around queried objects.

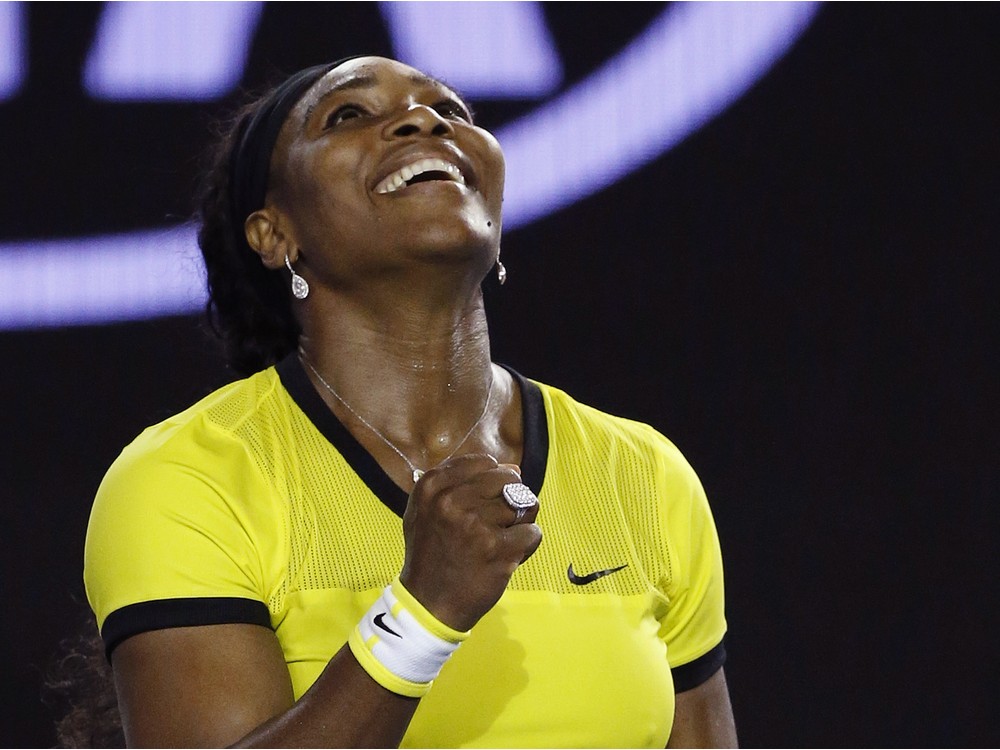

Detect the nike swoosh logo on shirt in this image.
[373,612,402,638]
[567,562,628,585]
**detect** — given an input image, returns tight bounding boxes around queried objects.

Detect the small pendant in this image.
[412,469,425,483]
[290,273,310,300]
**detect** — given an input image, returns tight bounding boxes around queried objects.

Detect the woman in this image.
[84,56,736,747]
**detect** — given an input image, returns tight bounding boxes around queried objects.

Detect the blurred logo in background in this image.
[0,1,819,329]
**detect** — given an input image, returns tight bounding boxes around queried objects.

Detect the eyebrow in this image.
[300,71,470,131]
[302,73,379,130]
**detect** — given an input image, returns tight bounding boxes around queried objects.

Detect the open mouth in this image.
[375,157,466,194]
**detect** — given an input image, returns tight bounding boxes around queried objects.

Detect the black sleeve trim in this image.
[101,597,272,660]
[672,640,727,693]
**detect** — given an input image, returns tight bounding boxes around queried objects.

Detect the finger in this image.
[498,462,522,480]
[499,482,540,527]
[424,461,521,509]
[407,461,524,538]
[509,497,540,526]
[502,522,543,566]
[478,468,538,525]
[476,465,525,502]
[449,466,526,527]
[416,453,499,489]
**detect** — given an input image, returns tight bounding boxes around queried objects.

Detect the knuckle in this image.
[481,532,504,561]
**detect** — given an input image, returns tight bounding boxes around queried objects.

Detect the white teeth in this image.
[375,157,466,194]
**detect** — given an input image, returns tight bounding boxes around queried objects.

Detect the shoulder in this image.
[528,377,713,558]
[111,367,285,471]
[90,366,289,541]
[132,366,284,447]
[532,378,697,481]
[85,367,290,627]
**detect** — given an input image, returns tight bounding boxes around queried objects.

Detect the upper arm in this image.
[667,667,737,748]
[87,436,291,745]
[113,623,295,748]
[85,420,284,640]
[658,451,727,668]
[652,440,734,746]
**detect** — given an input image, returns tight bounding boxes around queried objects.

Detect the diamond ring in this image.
[502,483,538,521]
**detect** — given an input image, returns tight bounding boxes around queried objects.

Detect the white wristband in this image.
[348,578,469,697]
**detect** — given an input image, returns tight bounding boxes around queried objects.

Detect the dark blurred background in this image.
[2,3,996,746]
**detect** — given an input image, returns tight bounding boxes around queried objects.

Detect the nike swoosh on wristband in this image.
[373,612,402,638]
[567,562,628,585]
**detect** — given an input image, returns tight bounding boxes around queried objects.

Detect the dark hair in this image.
[198,97,300,376]
[200,61,344,376]
[198,107,301,377]
[45,614,124,748]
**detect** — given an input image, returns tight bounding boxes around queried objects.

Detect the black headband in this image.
[228,58,357,237]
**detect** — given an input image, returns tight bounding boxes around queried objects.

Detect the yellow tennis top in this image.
[85,356,727,747]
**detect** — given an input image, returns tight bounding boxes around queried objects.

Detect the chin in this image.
[407,219,498,262]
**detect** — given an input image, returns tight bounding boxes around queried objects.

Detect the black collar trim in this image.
[275,354,548,519]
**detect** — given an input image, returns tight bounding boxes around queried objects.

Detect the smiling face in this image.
[262,57,505,293]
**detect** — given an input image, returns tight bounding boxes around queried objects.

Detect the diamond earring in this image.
[285,256,309,300]
[496,258,507,285]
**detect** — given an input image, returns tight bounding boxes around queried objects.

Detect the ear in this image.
[244,209,296,270]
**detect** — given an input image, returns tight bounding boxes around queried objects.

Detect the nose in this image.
[382,104,454,140]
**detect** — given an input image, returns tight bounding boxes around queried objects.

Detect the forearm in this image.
[114,460,539,748]
[115,630,420,749]
[232,646,420,748]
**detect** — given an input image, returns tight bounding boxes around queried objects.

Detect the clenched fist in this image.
[399,454,542,632]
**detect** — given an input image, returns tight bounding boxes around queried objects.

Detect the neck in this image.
[296,286,498,470]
